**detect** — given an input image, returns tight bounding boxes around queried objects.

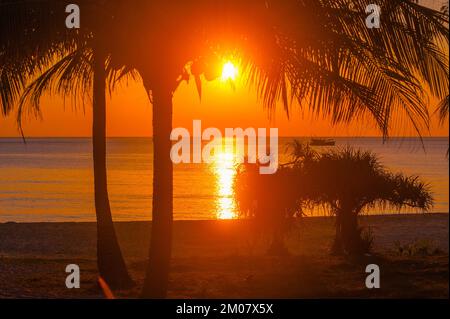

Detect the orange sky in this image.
[1,0,447,139]
[0,74,448,138]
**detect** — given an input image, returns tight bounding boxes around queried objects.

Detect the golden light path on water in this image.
[211,146,239,219]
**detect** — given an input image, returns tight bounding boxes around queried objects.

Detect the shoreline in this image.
[0,213,448,298]
[1,212,448,225]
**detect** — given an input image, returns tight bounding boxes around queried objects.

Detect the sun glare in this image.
[221,61,238,81]
[212,146,238,219]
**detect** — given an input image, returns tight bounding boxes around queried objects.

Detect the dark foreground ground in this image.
[0,214,448,298]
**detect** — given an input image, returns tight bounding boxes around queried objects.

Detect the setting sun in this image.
[0,0,448,302]
[221,61,238,81]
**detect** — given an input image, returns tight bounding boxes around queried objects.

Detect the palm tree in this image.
[298,147,433,254]
[0,0,133,288]
[130,0,447,297]
[92,0,448,296]
[436,96,449,122]
[435,95,449,156]
[436,95,449,144]
[2,0,447,297]
[435,2,449,156]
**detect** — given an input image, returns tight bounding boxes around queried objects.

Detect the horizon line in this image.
[0,135,448,139]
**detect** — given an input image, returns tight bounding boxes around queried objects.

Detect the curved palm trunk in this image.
[92,47,133,289]
[141,85,173,298]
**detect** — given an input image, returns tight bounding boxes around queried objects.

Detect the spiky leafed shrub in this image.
[233,142,433,256]
[299,147,433,254]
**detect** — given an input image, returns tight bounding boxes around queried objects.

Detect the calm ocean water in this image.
[0,137,448,222]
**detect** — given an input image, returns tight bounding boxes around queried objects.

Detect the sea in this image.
[0,137,448,222]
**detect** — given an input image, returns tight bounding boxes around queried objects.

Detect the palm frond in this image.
[17,48,93,131]
[435,95,449,124]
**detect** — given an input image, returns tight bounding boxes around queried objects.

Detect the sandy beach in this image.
[0,214,448,298]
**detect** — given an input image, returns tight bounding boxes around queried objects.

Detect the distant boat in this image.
[310,138,335,146]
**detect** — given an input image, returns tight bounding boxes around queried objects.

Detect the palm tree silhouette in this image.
[130,0,448,297]
[1,0,448,297]
[0,1,133,288]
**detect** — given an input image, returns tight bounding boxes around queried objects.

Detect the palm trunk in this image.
[331,211,343,254]
[141,85,173,298]
[92,46,133,289]
[341,211,360,254]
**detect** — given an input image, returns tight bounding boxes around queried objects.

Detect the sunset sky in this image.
[0,73,448,138]
[0,0,447,138]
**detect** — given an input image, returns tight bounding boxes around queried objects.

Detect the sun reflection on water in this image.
[212,148,238,219]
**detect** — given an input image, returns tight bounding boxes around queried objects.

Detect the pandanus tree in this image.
[298,147,433,254]
[235,144,434,255]
[0,0,133,288]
